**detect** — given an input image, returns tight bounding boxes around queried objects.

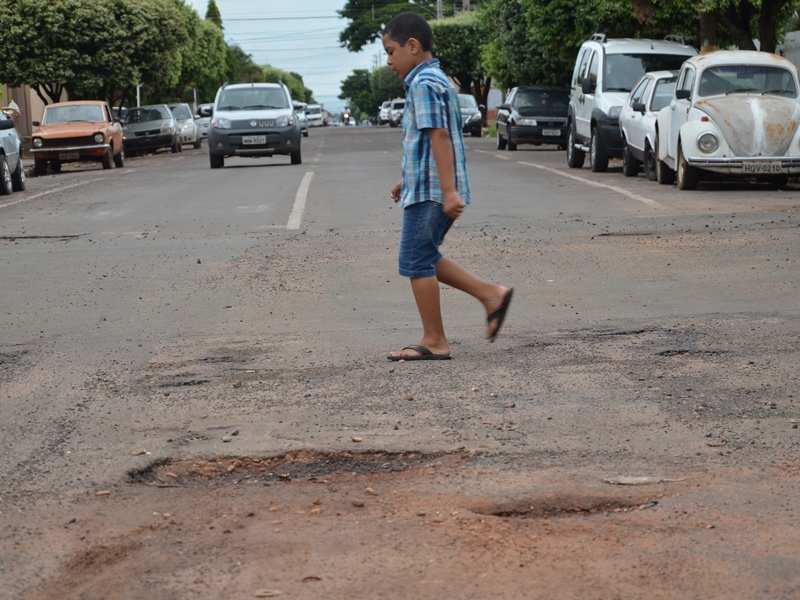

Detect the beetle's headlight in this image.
[698,132,718,153]
[33,137,42,148]
[94,133,104,143]
[212,117,231,129]
[517,118,538,126]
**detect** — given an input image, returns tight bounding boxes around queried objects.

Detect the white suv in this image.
[566,33,697,172]
[389,98,405,128]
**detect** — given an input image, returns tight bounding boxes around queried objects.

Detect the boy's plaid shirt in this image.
[399,58,471,208]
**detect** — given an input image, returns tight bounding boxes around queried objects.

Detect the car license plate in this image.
[542,129,561,136]
[242,135,266,145]
[59,152,79,160]
[742,160,782,174]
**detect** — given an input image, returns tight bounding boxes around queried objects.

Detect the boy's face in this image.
[382,33,421,80]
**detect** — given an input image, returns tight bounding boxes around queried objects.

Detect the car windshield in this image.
[651,78,677,111]
[170,105,191,120]
[307,107,321,115]
[697,65,798,98]
[605,53,692,92]
[512,89,569,116]
[458,94,478,109]
[43,104,105,124]
[124,106,171,124]
[217,88,289,111]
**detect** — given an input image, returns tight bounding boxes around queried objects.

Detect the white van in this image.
[389,98,405,128]
[306,104,325,127]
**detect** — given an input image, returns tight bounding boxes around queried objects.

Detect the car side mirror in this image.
[632,102,646,114]
[498,103,511,111]
[199,106,213,117]
[32,121,40,127]
[479,104,486,111]
[0,120,15,131]
[582,78,596,94]
[675,89,690,100]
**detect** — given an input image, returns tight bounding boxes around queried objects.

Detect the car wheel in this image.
[0,155,13,195]
[290,149,302,165]
[768,174,790,189]
[589,125,609,172]
[171,140,180,153]
[34,157,48,176]
[507,138,517,151]
[496,127,507,150]
[643,141,657,181]
[101,148,113,169]
[114,148,124,168]
[11,157,26,192]
[194,138,202,150]
[676,144,698,190]
[622,138,640,177]
[654,137,674,185]
[209,153,224,169]
[303,131,309,138]
[566,124,585,169]
[50,160,61,174]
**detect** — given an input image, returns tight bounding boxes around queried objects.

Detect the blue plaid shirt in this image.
[399,58,471,208]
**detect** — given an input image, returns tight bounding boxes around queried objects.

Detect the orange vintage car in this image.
[31,100,124,175]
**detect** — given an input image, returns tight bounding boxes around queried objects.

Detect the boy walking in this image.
[383,12,513,361]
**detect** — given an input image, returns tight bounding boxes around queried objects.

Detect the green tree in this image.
[205,0,222,28]
[371,66,405,104]
[337,0,463,52]
[339,68,377,117]
[431,12,491,107]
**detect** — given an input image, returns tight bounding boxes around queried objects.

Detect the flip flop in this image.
[487,287,514,343]
[387,344,452,361]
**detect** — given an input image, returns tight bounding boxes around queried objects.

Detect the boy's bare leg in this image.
[434,257,511,340]
[388,276,451,358]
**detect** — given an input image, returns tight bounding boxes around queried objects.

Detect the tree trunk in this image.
[699,12,716,53]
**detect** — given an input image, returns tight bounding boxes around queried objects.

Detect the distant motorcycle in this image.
[342,108,351,125]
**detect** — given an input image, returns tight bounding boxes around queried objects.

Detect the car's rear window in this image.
[217,88,289,111]
[605,53,693,92]
[43,104,105,125]
[124,107,171,123]
[651,78,677,110]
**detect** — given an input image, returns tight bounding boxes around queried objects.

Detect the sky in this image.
[186,0,388,114]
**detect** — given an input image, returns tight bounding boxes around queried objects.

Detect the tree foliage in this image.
[339,68,376,118]
[431,12,491,106]
[370,66,405,104]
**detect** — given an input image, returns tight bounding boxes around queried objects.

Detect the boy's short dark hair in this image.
[382,12,433,52]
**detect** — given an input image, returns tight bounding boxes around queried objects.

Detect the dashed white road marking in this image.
[474,149,663,208]
[287,171,314,230]
[518,161,663,208]
[0,178,103,210]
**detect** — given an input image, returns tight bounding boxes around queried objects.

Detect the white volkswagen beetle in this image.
[655,50,800,189]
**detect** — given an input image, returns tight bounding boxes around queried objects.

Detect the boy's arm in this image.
[429,128,465,219]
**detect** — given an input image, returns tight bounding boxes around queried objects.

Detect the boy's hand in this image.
[390,180,402,203]
[443,190,465,219]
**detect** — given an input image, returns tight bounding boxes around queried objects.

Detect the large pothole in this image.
[128,450,450,487]
[473,493,660,519]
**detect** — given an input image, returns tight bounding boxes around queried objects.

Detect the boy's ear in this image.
[407,36,421,54]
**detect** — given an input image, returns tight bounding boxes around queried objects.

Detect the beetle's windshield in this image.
[698,65,798,98]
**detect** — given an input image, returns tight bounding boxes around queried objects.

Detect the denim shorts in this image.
[398,200,454,278]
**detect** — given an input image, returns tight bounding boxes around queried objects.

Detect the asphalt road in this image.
[1,126,799,599]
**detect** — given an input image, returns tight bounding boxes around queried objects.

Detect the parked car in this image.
[122,105,180,156]
[30,100,124,175]
[496,86,569,150]
[457,93,484,138]
[655,50,800,190]
[566,33,697,171]
[168,103,201,149]
[196,103,213,140]
[619,70,678,180]
[389,98,405,127]
[379,101,391,125]
[0,111,25,194]
[306,104,325,127]
[207,81,302,169]
[294,101,309,137]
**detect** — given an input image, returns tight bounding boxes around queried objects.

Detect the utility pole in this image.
[436,0,442,19]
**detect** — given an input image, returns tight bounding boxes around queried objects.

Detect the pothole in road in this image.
[128,450,449,487]
[473,494,659,519]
